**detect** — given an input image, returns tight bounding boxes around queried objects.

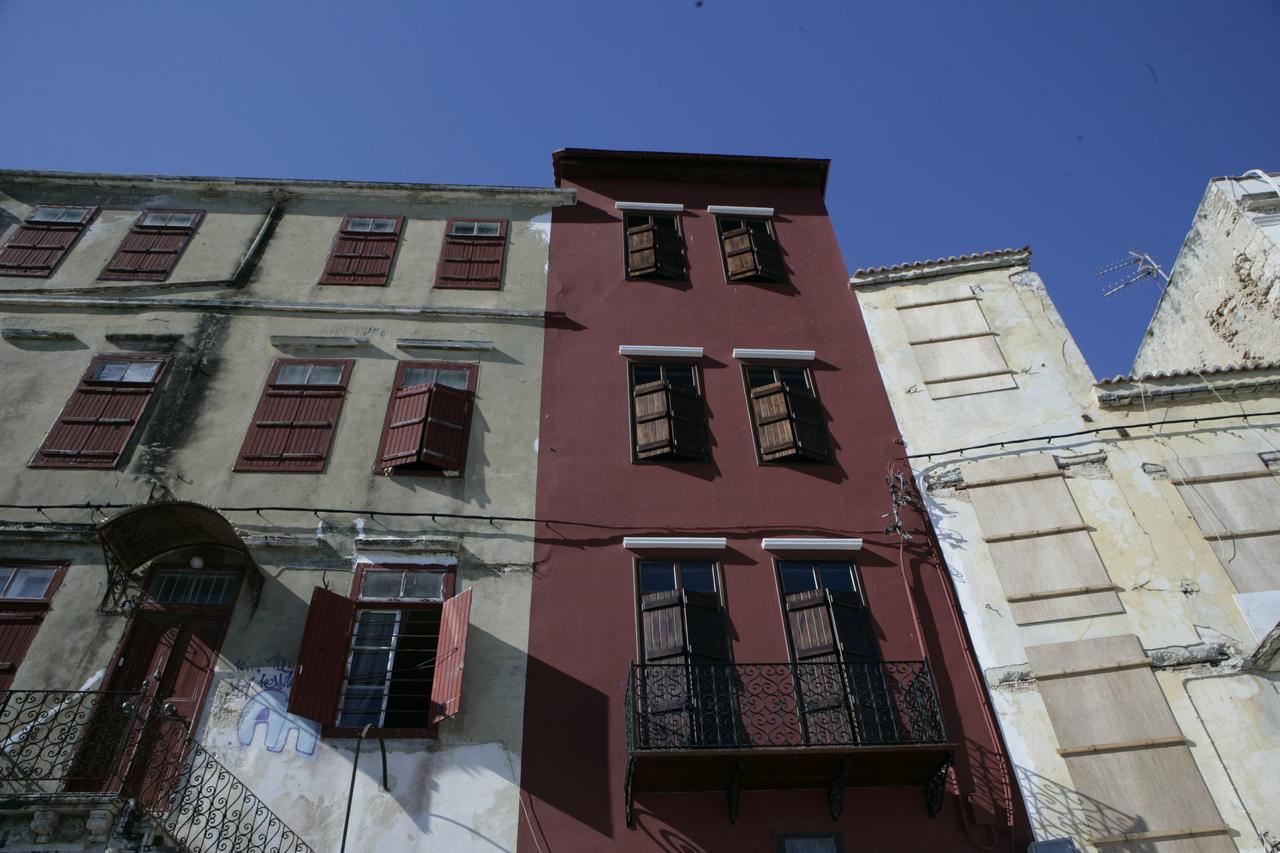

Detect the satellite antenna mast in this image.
[1099,250,1169,297]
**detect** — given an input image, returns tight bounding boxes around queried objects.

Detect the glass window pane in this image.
[632,364,662,386]
[475,222,500,237]
[818,564,856,593]
[6,568,53,599]
[277,363,309,384]
[369,218,396,233]
[32,208,77,223]
[780,563,817,594]
[654,215,677,232]
[778,368,810,391]
[0,568,15,596]
[360,571,404,600]
[746,367,776,388]
[718,218,742,233]
[351,611,398,645]
[624,214,647,230]
[746,219,772,237]
[168,213,195,228]
[403,572,445,600]
[338,687,384,727]
[782,838,839,853]
[346,217,372,233]
[679,563,716,594]
[435,369,469,390]
[402,367,435,388]
[665,365,696,389]
[640,563,676,594]
[122,362,160,383]
[92,361,129,382]
[307,364,343,385]
[450,222,477,236]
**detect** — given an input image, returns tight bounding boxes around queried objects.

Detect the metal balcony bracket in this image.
[924,752,954,818]
[727,758,746,825]
[827,754,853,821]
[624,756,637,829]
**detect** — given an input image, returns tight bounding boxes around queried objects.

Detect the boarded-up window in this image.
[31,355,169,470]
[963,455,1122,624]
[374,362,476,475]
[434,219,507,289]
[1169,452,1280,593]
[98,210,204,281]
[320,215,404,286]
[745,366,830,463]
[624,213,685,279]
[717,217,786,283]
[0,561,67,691]
[234,360,353,473]
[0,205,96,278]
[1026,635,1233,850]
[894,285,1016,399]
[630,362,706,462]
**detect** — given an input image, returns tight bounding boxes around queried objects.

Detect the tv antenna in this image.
[1099,250,1169,297]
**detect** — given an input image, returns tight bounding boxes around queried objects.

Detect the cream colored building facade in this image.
[0,170,573,851]
[853,249,1280,852]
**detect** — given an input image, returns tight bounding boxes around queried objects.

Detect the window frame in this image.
[774,834,845,853]
[98,208,205,282]
[632,557,727,663]
[233,358,354,474]
[0,205,98,278]
[373,360,479,477]
[328,562,458,738]
[622,211,687,281]
[318,213,406,287]
[433,218,509,290]
[0,559,69,612]
[140,566,242,612]
[740,364,831,465]
[627,360,709,464]
[715,215,787,284]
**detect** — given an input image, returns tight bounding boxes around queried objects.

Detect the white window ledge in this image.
[618,345,704,359]
[761,537,863,552]
[623,537,727,550]
[732,348,816,362]
[708,205,774,217]
[615,202,684,212]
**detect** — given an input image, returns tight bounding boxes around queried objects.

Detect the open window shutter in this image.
[435,221,507,289]
[235,363,352,473]
[750,226,785,281]
[0,209,96,278]
[894,285,1016,399]
[751,383,829,462]
[785,387,829,460]
[633,381,706,460]
[419,384,472,471]
[99,213,202,281]
[683,591,727,663]
[784,589,839,661]
[33,364,164,470]
[640,590,687,663]
[430,587,472,725]
[830,592,876,662]
[320,217,403,286]
[376,383,433,471]
[722,224,784,282]
[288,587,356,726]
[626,221,684,279]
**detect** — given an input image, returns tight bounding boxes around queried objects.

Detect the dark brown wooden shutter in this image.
[626,219,684,278]
[0,207,97,278]
[319,216,404,286]
[235,361,353,473]
[640,590,687,663]
[98,211,203,281]
[750,382,830,462]
[419,385,472,471]
[434,220,508,289]
[633,381,706,460]
[288,587,356,726]
[830,592,877,661]
[683,591,727,663]
[430,587,472,725]
[31,357,167,470]
[785,589,839,661]
[722,222,785,282]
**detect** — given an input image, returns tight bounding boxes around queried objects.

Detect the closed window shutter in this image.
[0,207,97,278]
[319,216,404,286]
[288,587,356,726]
[235,361,353,473]
[721,222,785,282]
[419,385,472,471]
[435,220,508,289]
[98,211,203,281]
[750,381,830,462]
[0,613,43,691]
[625,218,684,278]
[633,380,706,460]
[32,357,167,470]
[429,586,472,725]
[894,285,1017,399]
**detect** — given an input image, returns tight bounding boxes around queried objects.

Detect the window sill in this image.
[433,282,503,291]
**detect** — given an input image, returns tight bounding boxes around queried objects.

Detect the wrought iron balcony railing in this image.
[0,690,313,853]
[626,660,948,752]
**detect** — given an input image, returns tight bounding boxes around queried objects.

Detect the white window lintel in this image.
[623,537,727,550]
[615,202,685,213]
[732,348,816,362]
[618,345,704,359]
[761,537,863,552]
[708,205,775,217]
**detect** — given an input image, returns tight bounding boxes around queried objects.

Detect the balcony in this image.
[624,661,955,825]
[0,690,312,852]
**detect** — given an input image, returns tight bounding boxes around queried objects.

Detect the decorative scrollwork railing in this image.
[0,690,313,853]
[627,661,947,752]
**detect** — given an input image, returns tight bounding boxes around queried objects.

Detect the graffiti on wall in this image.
[229,656,318,757]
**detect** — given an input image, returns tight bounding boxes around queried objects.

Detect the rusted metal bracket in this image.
[827,754,852,821]
[924,752,954,818]
[727,758,745,825]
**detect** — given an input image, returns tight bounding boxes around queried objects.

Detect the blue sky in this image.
[2,1,1276,377]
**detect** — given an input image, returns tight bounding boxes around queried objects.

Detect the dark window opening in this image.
[775,835,844,853]
[624,213,685,279]
[630,362,707,463]
[717,216,785,283]
[744,365,830,464]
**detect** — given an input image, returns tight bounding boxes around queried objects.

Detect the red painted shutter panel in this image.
[376,384,433,470]
[419,385,472,471]
[288,587,356,726]
[33,369,161,470]
[430,586,472,724]
[0,211,95,278]
[235,362,352,473]
[434,221,507,289]
[319,217,403,286]
[0,614,43,691]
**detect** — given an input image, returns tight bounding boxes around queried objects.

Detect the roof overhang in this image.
[552,148,829,194]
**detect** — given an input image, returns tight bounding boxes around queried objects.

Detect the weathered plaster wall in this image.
[1133,176,1280,374]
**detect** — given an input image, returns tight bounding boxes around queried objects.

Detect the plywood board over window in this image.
[1026,635,1234,851]
[964,455,1123,624]
[1169,452,1280,593]
[894,285,1016,399]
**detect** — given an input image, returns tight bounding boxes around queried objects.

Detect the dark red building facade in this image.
[521,150,1029,853]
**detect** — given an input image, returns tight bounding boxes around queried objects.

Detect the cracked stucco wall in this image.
[1134,178,1280,374]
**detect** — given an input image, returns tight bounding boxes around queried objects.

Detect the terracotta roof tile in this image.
[1095,360,1280,386]
[850,246,1031,285]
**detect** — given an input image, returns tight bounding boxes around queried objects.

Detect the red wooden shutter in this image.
[319,216,404,286]
[430,586,472,724]
[235,361,353,473]
[288,587,356,726]
[98,210,204,282]
[32,357,167,470]
[0,206,97,278]
[376,383,433,471]
[434,220,508,290]
[0,613,43,690]
[419,385,473,471]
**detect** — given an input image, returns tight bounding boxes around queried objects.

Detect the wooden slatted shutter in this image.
[319,215,404,286]
[0,613,43,691]
[429,587,472,725]
[419,385,472,471]
[374,364,476,475]
[750,381,830,462]
[641,590,687,663]
[31,356,168,470]
[894,285,1016,399]
[785,589,839,661]
[721,220,785,282]
[288,587,356,726]
[683,591,727,663]
[633,380,706,460]
[434,219,508,290]
[0,206,97,278]
[98,210,204,281]
[829,591,876,662]
[376,383,433,470]
[625,215,684,279]
[235,360,353,473]
[784,589,853,741]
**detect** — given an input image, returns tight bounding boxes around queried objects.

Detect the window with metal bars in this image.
[629,362,707,462]
[319,214,405,286]
[717,216,786,283]
[98,209,204,281]
[743,365,830,463]
[0,205,96,278]
[434,219,508,289]
[146,571,237,605]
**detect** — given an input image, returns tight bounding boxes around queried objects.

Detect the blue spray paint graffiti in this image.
[230,657,318,756]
